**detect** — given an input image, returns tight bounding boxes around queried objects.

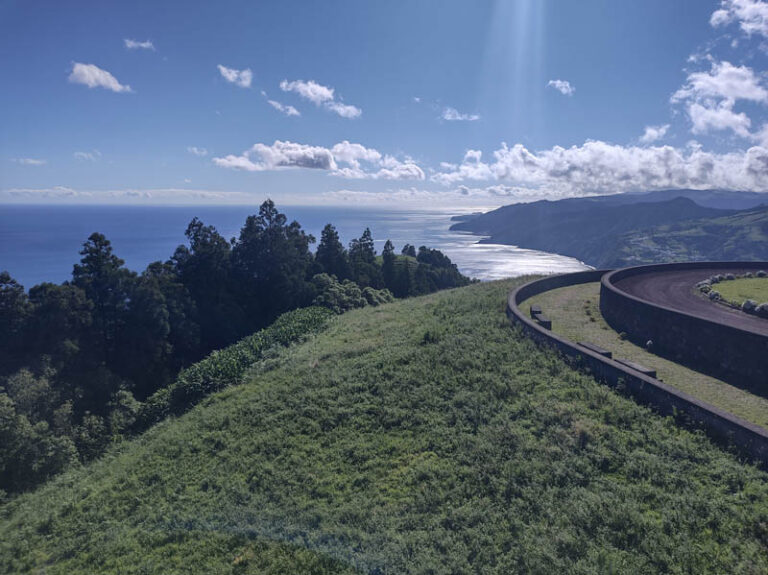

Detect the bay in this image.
[0,204,590,288]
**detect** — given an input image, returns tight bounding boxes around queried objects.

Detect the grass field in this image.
[2,279,768,574]
[522,282,768,429]
[715,277,768,306]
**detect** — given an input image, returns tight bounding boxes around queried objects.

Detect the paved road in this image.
[613,267,768,336]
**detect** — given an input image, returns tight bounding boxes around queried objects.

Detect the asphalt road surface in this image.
[613,267,768,336]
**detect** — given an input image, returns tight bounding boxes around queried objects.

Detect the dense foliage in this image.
[1,279,766,574]
[0,200,470,494]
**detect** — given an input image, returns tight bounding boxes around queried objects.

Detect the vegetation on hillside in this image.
[0,200,470,495]
[1,279,767,574]
[450,190,768,267]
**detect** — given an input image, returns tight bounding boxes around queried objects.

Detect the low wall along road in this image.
[508,265,768,467]
[600,262,768,391]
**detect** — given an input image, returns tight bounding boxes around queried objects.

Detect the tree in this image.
[72,233,136,366]
[173,218,244,350]
[27,283,92,370]
[349,228,382,288]
[316,224,351,279]
[0,272,31,375]
[382,240,396,291]
[232,200,315,327]
[401,244,417,258]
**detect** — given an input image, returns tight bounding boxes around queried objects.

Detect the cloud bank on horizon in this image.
[3,0,768,207]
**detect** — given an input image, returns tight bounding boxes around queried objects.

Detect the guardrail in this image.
[508,271,768,468]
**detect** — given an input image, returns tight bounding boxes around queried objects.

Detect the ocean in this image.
[0,204,589,288]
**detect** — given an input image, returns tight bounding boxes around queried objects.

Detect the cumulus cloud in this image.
[267,99,300,116]
[639,124,671,144]
[547,79,575,96]
[213,140,424,180]
[280,79,361,118]
[442,107,480,121]
[11,158,46,165]
[672,60,768,103]
[124,38,155,50]
[217,64,252,88]
[671,60,767,138]
[74,150,101,161]
[711,0,768,38]
[68,63,132,93]
[432,140,768,194]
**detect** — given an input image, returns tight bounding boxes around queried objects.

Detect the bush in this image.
[757,270,767,278]
[362,286,394,307]
[725,273,735,281]
[708,290,721,301]
[756,303,768,318]
[699,285,712,294]
[745,272,754,278]
[742,299,758,313]
[137,306,333,428]
[709,275,720,284]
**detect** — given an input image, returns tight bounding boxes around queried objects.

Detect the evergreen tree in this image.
[382,240,396,291]
[401,244,417,257]
[232,200,315,326]
[0,272,31,375]
[316,223,350,279]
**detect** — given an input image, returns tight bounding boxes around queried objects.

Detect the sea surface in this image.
[0,205,590,288]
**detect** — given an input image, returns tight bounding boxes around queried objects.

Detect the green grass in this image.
[523,282,768,429]
[715,277,768,306]
[2,279,768,574]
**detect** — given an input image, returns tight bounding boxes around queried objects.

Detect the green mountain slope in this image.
[2,280,767,574]
[606,206,768,266]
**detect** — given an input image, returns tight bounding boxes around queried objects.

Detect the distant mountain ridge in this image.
[450,189,768,267]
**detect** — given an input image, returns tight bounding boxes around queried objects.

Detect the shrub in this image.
[725,273,735,281]
[699,285,712,294]
[756,303,768,318]
[137,306,333,428]
[745,272,754,278]
[757,270,767,278]
[362,286,394,307]
[742,299,758,313]
[709,275,720,284]
[708,290,721,301]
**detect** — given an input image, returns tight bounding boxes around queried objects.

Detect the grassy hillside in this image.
[2,279,768,574]
[612,207,768,267]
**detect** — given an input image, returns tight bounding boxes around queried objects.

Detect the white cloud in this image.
[266,99,300,116]
[432,140,768,194]
[11,158,46,166]
[217,64,252,88]
[710,0,768,38]
[0,187,255,204]
[442,107,480,121]
[280,79,334,104]
[547,79,575,96]
[74,150,101,161]
[280,79,361,118]
[639,124,670,144]
[124,38,155,51]
[68,63,132,93]
[688,100,752,137]
[672,60,768,103]
[671,60,767,138]
[187,146,208,157]
[213,140,424,180]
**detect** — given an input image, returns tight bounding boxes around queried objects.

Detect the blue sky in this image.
[1,0,767,208]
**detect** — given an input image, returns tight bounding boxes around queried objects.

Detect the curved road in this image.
[614,267,768,336]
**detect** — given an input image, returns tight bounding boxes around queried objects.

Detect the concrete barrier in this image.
[600,262,768,390]
[508,271,768,468]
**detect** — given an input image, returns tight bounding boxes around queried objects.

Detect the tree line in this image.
[0,200,471,495]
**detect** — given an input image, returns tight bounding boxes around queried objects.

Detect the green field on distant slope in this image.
[2,279,768,574]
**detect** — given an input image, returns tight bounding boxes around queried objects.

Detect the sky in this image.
[1,0,768,209]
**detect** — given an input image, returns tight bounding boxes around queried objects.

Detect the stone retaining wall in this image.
[600,262,768,390]
[508,271,768,468]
